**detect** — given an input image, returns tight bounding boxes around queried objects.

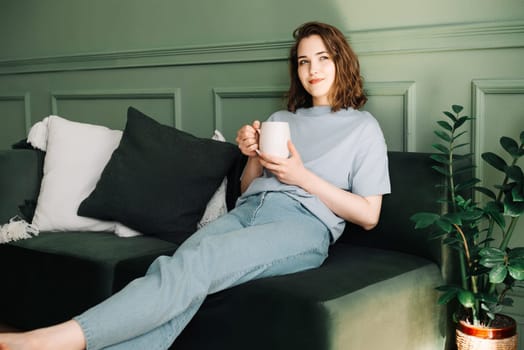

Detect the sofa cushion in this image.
[0,231,177,329]
[78,107,241,244]
[174,244,444,350]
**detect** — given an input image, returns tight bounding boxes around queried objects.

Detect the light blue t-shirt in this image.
[238,106,391,242]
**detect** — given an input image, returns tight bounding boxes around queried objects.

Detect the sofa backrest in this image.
[0,149,446,265]
[0,149,44,223]
[340,151,445,265]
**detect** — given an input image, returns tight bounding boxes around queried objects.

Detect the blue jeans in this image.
[74,192,331,350]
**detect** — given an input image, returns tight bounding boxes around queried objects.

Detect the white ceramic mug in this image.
[258,121,291,158]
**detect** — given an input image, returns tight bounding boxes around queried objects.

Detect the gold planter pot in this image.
[456,314,518,350]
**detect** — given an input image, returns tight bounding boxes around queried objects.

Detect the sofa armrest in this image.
[0,149,43,223]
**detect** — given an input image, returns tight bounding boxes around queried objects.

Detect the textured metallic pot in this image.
[456,314,518,350]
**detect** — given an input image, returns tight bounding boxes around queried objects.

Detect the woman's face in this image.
[297,34,336,107]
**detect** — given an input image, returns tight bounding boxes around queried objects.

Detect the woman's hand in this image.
[235,120,261,157]
[236,120,263,193]
[262,140,382,230]
[258,140,309,187]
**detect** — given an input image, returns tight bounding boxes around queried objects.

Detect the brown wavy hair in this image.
[287,22,367,112]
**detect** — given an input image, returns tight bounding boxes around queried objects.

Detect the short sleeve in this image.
[349,118,391,197]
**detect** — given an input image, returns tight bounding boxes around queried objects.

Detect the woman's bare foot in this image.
[0,320,86,350]
[0,331,45,350]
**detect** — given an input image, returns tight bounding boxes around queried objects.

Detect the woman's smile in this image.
[309,78,324,85]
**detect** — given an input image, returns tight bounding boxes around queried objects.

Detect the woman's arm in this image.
[258,141,382,230]
[240,157,263,193]
[235,120,263,193]
[298,173,382,230]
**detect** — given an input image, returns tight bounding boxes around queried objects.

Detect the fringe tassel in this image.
[0,216,39,244]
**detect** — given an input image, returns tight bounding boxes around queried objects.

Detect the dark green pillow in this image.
[78,107,241,243]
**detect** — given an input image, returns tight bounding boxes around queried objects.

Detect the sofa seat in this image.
[174,244,444,350]
[1,231,177,329]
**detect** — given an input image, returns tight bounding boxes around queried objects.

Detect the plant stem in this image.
[454,224,472,263]
[453,223,480,324]
[449,135,457,213]
[500,216,519,251]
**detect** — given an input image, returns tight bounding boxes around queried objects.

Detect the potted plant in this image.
[410,104,524,349]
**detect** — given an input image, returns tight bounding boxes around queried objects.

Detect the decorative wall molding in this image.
[1,20,522,75]
[51,88,182,128]
[0,92,32,133]
[472,81,524,348]
[471,78,524,180]
[350,20,524,55]
[213,86,288,131]
[365,81,416,152]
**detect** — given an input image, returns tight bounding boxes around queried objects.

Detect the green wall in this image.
[1,0,524,343]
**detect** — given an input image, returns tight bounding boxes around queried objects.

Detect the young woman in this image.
[0,21,390,350]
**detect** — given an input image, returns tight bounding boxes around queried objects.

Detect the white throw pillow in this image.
[197,130,229,228]
[30,116,141,235]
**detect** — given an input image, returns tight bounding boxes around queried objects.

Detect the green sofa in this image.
[0,148,448,350]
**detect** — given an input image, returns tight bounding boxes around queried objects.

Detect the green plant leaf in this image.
[512,184,524,202]
[455,116,470,129]
[432,165,450,176]
[434,130,452,142]
[428,229,449,240]
[452,105,464,114]
[454,165,476,176]
[482,152,508,172]
[500,136,520,157]
[438,288,459,305]
[455,178,481,192]
[481,258,506,268]
[443,236,463,247]
[479,247,506,267]
[452,142,469,151]
[479,247,505,258]
[443,111,457,122]
[437,120,453,132]
[410,212,440,228]
[504,194,524,216]
[509,247,524,259]
[436,218,452,233]
[489,264,508,284]
[458,290,476,308]
[474,186,497,200]
[506,165,523,182]
[521,130,524,145]
[484,201,506,229]
[508,262,524,280]
[432,143,450,154]
[430,154,450,165]
[442,212,462,225]
[458,208,484,221]
[452,130,468,141]
[454,152,474,159]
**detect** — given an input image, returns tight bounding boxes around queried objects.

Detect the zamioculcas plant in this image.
[411,104,524,326]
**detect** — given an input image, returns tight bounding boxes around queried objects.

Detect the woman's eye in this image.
[298,59,309,65]
[319,56,330,61]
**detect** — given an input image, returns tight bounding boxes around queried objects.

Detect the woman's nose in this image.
[309,61,319,75]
